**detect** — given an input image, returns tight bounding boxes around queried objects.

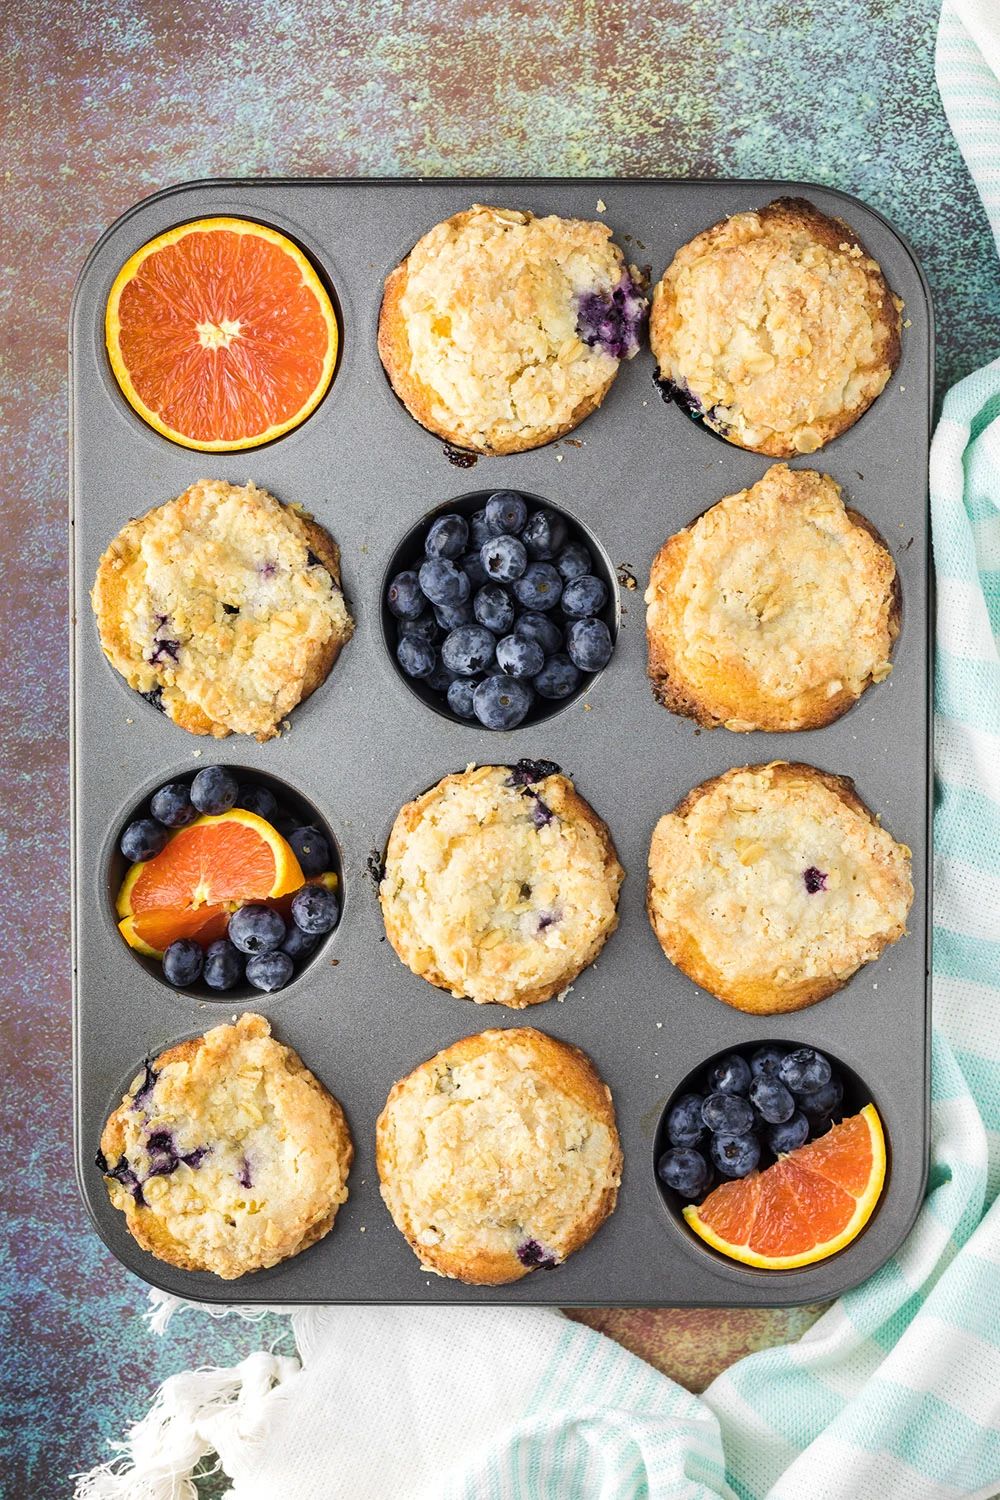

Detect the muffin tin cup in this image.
[106,764,345,1003]
[71,177,932,1306]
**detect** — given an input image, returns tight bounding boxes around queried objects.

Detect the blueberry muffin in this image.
[650,198,902,456]
[92,479,353,741]
[379,761,624,1008]
[647,762,913,1014]
[378,204,647,454]
[376,1027,621,1284]
[645,464,900,731]
[98,1013,353,1279]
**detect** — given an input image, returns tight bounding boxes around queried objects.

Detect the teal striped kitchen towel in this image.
[76,4,1000,1497]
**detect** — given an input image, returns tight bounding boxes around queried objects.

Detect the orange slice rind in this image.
[683,1104,886,1269]
[106,217,338,452]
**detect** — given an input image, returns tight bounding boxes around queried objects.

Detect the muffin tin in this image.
[70,178,931,1306]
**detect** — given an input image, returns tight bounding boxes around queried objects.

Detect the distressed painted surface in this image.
[2,0,999,1492]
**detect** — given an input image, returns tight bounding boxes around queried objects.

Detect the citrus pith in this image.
[683,1104,885,1269]
[106,217,337,451]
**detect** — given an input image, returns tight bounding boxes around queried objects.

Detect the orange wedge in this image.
[106,217,338,451]
[117,809,304,958]
[684,1105,886,1269]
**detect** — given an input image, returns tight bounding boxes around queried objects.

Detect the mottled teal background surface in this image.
[4,0,1000,1492]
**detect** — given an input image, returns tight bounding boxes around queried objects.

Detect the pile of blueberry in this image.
[386,492,614,729]
[656,1046,846,1202]
[118,765,339,994]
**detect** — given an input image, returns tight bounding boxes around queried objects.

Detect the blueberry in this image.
[485,491,528,535]
[398,611,439,643]
[750,1045,787,1079]
[203,939,243,991]
[441,624,496,676]
[666,1093,706,1148]
[434,599,473,630]
[473,675,533,729]
[397,634,436,678]
[522,508,568,559]
[459,550,488,587]
[120,819,169,863]
[228,904,286,955]
[748,1074,796,1124]
[779,1048,832,1095]
[495,634,545,678]
[481,534,528,583]
[246,951,294,992]
[474,584,515,635]
[469,508,492,547]
[768,1112,810,1154]
[280,922,320,960]
[561,575,608,618]
[150,782,197,828]
[425,662,455,693]
[798,1076,844,1120]
[566,618,613,672]
[287,826,330,877]
[387,570,425,619]
[162,938,204,987]
[447,676,479,719]
[803,866,828,894]
[235,784,278,824]
[418,557,471,607]
[291,884,340,934]
[513,562,562,611]
[272,809,302,840]
[706,1054,752,1096]
[657,1146,712,1199]
[425,513,469,559]
[556,541,593,580]
[710,1132,761,1178]
[701,1092,755,1135]
[516,612,563,655]
[533,653,580,699]
[190,766,238,816]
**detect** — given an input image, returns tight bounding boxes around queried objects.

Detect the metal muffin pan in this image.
[70,177,931,1306]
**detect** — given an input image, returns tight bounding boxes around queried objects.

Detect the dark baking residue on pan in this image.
[366,847,386,892]
[443,443,478,469]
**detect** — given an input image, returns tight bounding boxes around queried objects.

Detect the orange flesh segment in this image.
[127,819,280,913]
[129,907,231,951]
[111,222,334,446]
[792,1110,874,1195]
[692,1108,882,1265]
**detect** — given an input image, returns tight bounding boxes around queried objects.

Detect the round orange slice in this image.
[117,809,304,958]
[106,217,338,451]
[683,1104,886,1269]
